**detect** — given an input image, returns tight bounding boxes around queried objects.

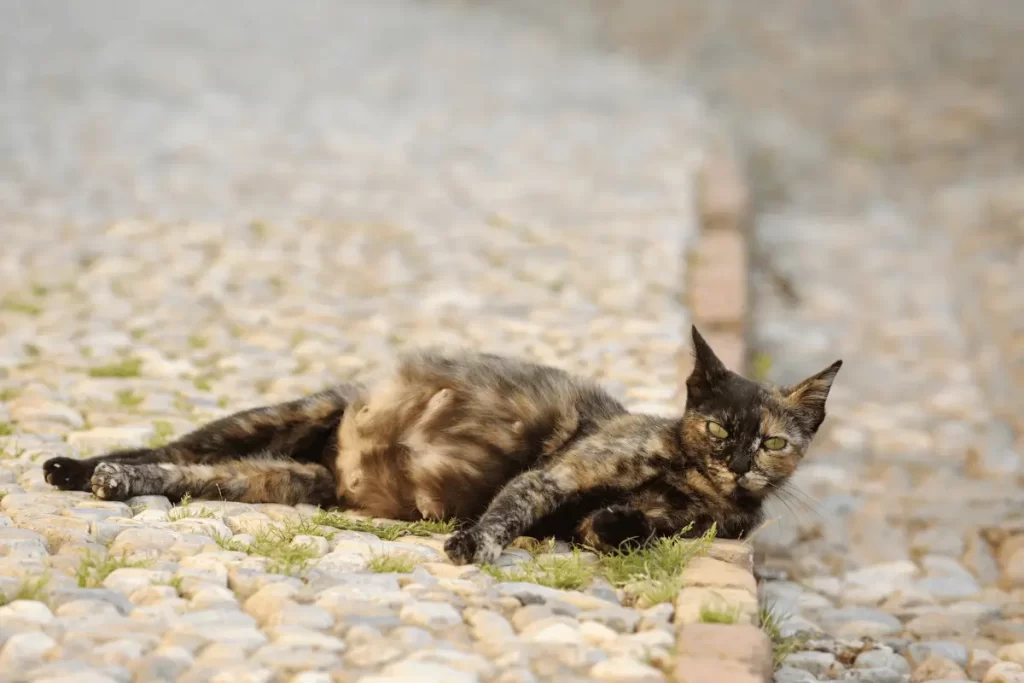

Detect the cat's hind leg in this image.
[575,505,654,552]
[90,459,338,506]
[44,384,362,493]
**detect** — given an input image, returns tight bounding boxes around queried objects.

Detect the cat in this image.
[42,327,841,566]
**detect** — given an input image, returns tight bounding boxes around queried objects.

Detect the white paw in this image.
[472,535,503,566]
[91,462,129,500]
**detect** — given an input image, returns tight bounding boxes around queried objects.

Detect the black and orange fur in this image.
[43,327,841,565]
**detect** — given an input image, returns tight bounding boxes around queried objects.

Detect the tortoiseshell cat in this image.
[43,327,840,565]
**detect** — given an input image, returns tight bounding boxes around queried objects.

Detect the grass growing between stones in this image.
[311,509,456,540]
[148,420,175,447]
[482,548,596,591]
[0,422,13,437]
[76,551,152,588]
[115,389,144,408]
[699,602,741,624]
[760,602,805,670]
[0,574,51,605]
[167,494,217,521]
[215,518,335,576]
[366,553,417,574]
[88,357,143,378]
[482,524,716,603]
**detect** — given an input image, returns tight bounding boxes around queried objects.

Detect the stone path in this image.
[482,1,1024,682]
[0,1,755,682]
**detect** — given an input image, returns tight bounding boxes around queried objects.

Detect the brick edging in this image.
[673,132,771,682]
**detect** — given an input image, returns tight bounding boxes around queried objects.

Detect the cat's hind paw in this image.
[43,457,95,491]
[90,462,132,501]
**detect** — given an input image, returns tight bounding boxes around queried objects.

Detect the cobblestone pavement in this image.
[0,1,727,682]
[482,1,1024,682]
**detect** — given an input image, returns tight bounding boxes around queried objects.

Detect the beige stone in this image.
[681,557,758,594]
[675,623,772,681]
[672,656,765,683]
[697,147,749,233]
[705,540,754,571]
[911,655,969,682]
[997,643,1024,667]
[984,661,1024,683]
[690,230,748,328]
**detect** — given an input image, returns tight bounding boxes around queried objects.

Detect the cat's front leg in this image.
[444,466,583,565]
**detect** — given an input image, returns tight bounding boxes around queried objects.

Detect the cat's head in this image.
[682,326,841,499]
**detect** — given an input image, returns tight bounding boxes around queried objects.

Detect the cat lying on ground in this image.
[43,327,840,565]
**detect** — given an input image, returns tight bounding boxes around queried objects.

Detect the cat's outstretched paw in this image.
[589,505,650,549]
[43,457,95,491]
[444,529,479,565]
[444,528,502,566]
[90,462,132,501]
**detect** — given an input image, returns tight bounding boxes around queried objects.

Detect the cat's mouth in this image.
[736,471,771,495]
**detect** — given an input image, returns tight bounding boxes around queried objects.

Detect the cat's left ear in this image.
[783,360,842,432]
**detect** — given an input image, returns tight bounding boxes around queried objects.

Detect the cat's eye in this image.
[763,437,788,451]
[706,421,728,439]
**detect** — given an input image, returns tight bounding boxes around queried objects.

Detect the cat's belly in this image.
[334,374,578,520]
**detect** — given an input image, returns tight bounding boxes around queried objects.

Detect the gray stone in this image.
[398,600,463,628]
[774,667,820,683]
[907,640,970,668]
[817,607,903,639]
[783,651,841,678]
[855,649,912,674]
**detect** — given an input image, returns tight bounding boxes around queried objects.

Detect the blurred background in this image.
[1,1,1023,681]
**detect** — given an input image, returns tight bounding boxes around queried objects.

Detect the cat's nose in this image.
[728,452,752,474]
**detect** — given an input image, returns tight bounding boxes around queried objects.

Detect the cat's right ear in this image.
[687,326,728,390]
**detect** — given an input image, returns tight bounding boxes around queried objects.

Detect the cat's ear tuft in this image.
[784,360,842,431]
[688,326,729,387]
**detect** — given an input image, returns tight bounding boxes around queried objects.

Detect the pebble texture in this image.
[484,1,1024,682]
[0,1,732,682]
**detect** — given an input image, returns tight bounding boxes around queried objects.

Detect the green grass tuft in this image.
[760,602,806,670]
[311,509,455,540]
[115,389,144,408]
[193,376,213,392]
[0,388,19,401]
[2,299,42,316]
[483,548,595,591]
[0,574,51,605]
[366,553,417,574]
[214,517,334,576]
[700,601,742,624]
[89,357,142,378]
[0,422,13,436]
[75,551,152,588]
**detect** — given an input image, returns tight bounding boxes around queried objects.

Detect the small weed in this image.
[148,420,175,447]
[89,357,142,378]
[483,548,595,591]
[215,517,333,576]
[0,423,13,437]
[366,553,416,574]
[193,376,213,392]
[130,328,146,341]
[167,503,216,522]
[2,299,42,316]
[23,343,40,358]
[599,524,715,588]
[761,602,806,670]
[76,551,152,588]
[0,491,6,502]
[0,440,25,460]
[0,388,19,401]
[187,334,208,350]
[162,576,185,594]
[2,574,51,605]
[699,601,742,625]
[635,577,685,607]
[116,389,144,408]
[311,510,455,540]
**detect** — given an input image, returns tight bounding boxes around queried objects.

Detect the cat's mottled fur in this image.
[43,327,840,565]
